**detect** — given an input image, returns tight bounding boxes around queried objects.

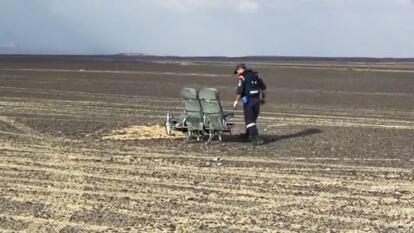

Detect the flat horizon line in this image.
[1,53,414,61]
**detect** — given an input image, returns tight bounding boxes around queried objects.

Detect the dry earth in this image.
[0,56,413,232]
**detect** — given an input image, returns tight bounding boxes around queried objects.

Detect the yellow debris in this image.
[102,124,183,141]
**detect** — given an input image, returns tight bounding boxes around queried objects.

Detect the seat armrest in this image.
[222,112,234,121]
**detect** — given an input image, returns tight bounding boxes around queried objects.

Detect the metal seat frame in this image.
[165,88,234,144]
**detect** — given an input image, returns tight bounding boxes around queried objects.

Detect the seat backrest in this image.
[198,88,223,114]
[181,88,203,130]
[198,88,225,130]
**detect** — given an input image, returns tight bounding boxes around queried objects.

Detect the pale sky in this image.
[1,0,414,57]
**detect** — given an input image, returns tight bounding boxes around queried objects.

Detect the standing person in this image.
[233,63,267,145]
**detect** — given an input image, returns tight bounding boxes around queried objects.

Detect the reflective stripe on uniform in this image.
[246,123,256,129]
[249,90,259,95]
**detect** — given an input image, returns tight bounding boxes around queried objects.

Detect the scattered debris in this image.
[102,124,183,141]
[211,157,223,162]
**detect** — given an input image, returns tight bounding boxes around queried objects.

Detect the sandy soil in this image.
[0,56,413,232]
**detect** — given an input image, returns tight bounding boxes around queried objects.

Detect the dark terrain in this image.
[0,55,413,232]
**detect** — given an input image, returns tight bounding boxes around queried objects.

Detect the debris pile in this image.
[103,124,182,141]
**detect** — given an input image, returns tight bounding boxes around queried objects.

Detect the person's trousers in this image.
[243,97,260,138]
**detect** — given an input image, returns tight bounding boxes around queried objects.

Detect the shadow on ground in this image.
[261,128,323,145]
[220,128,323,144]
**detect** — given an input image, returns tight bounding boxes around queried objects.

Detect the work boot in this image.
[252,136,264,146]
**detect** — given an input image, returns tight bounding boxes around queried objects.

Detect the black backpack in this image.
[244,71,260,97]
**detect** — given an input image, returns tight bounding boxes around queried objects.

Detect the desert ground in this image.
[0,55,413,232]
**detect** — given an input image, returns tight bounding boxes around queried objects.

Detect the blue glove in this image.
[242,96,249,105]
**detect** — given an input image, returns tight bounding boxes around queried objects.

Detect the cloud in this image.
[237,0,260,13]
[1,0,414,56]
[155,0,262,13]
[0,42,16,48]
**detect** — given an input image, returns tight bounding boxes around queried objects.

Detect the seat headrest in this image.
[181,88,198,99]
[199,88,219,100]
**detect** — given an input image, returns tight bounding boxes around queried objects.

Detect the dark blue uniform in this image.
[236,70,266,138]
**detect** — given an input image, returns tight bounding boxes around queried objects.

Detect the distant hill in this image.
[111,54,414,63]
[0,54,414,63]
[115,52,149,57]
